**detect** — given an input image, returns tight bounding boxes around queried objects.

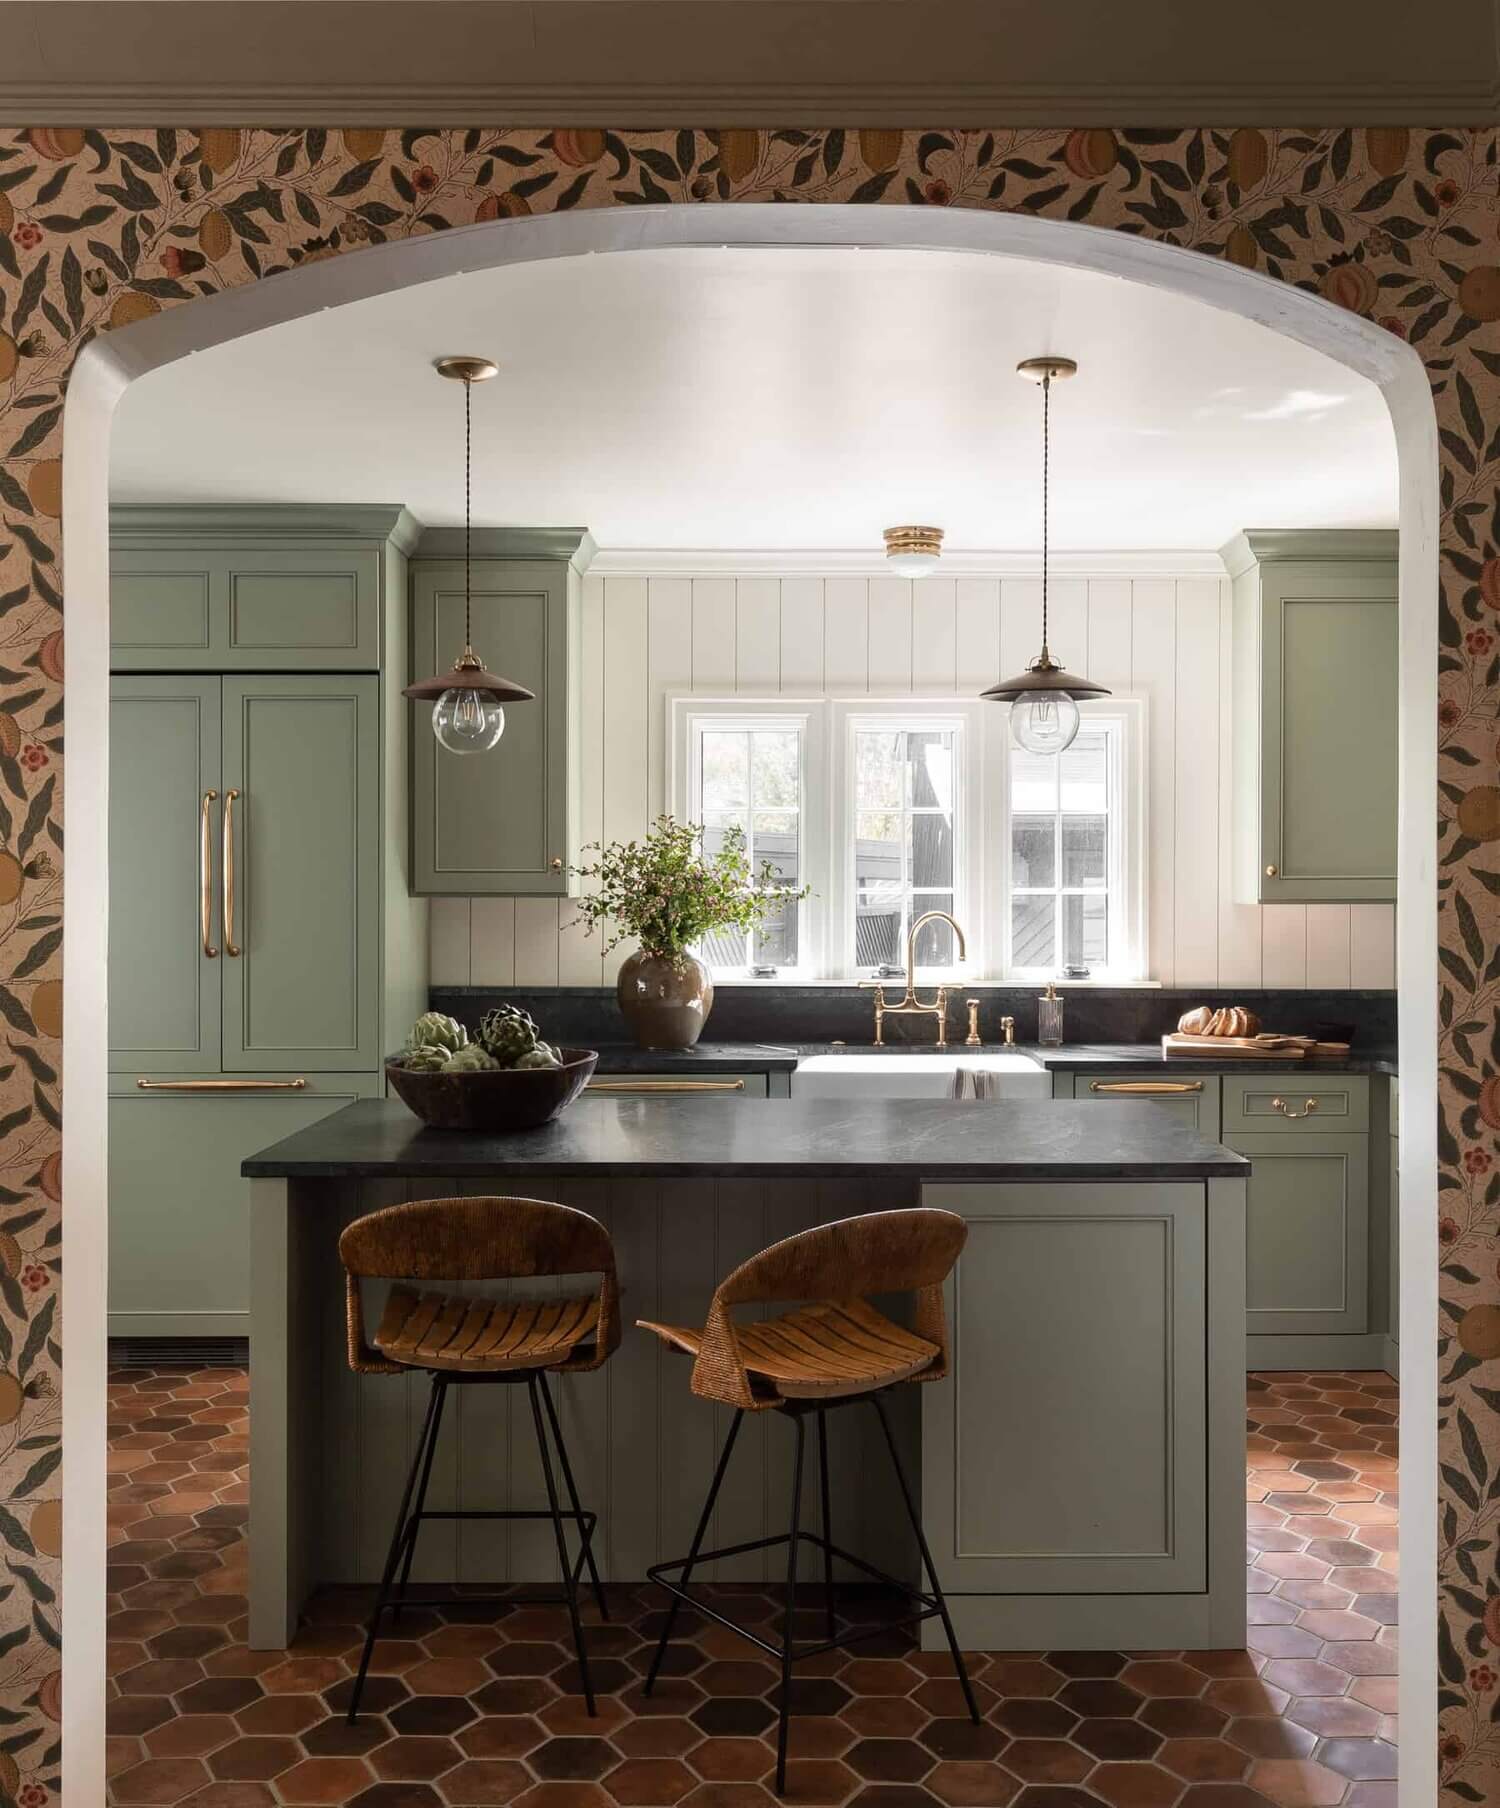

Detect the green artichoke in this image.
[401,1044,451,1073]
[476,1004,540,1066]
[405,1011,468,1055]
[440,1044,499,1073]
[513,1045,562,1070]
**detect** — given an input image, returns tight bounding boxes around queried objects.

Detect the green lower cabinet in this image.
[108,1072,380,1338]
[582,1073,772,1098]
[1056,1072,1221,1139]
[1231,1132,1369,1339]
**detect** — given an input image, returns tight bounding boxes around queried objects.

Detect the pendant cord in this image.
[1039,371,1050,661]
[462,370,477,654]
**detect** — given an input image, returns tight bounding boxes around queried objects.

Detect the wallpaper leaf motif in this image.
[0,122,1488,1805]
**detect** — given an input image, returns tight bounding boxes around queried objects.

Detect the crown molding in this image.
[109,502,423,553]
[1219,527,1400,577]
[414,525,597,569]
[0,1,1493,125]
[587,547,1232,578]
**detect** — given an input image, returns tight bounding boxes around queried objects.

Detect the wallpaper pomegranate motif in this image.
[0,123,1490,1802]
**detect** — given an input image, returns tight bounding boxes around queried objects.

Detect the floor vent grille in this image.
[108,1337,248,1370]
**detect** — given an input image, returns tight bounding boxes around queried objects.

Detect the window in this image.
[673,693,1143,981]
[672,702,825,977]
[998,705,1146,980]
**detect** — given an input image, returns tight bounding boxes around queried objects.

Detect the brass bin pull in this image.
[585,1079,746,1094]
[1089,1079,1204,1095]
[223,788,241,958]
[1271,1096,1319,1119]
[137,1078,307,1092]
[199,790,218,959]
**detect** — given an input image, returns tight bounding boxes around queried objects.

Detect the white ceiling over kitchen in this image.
[109,245,1397,552]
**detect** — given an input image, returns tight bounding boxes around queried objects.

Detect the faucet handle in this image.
[965,999,983,1047]
[1000,1014,1016,1047]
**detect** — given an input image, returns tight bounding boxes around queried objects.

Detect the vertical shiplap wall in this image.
[429,569,1396,991]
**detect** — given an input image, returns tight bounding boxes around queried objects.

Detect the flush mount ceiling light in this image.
[883,524,944,577]
[403,355,535,755]
[981,356,1109,755]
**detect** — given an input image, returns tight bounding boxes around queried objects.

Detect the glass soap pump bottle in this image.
[1037,980,1065,1047]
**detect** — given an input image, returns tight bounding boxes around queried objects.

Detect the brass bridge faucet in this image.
[861,911,968,1048]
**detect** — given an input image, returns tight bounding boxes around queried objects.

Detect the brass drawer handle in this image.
[1089,1080,1204,1095]
[1270,1095,1319,1119]
[200,790,219,959]
[585,1078,746,1093]
[137,1078,307,1092]
[223,788,241,957]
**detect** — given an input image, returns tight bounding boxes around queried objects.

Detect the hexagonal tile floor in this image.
[104,1367,1396,1808]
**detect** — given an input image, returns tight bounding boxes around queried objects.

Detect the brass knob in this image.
[549,856,563,873]
[1265,864,1278,878]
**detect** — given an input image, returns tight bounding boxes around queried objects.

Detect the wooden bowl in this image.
[386,1048,599,1132]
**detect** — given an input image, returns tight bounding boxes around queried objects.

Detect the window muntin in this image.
[1006,722,1119,976]
[689,718,806,975]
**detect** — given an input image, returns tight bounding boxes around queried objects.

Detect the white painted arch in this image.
[61,203,1439,1806]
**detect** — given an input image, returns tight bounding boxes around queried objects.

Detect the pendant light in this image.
[403,356,535,755]
[981,356,1108,753]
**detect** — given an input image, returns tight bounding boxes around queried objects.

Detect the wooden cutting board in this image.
[1161,1032,1351,1059]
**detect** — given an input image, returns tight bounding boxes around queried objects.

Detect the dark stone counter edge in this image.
[245,1157,1247,1180]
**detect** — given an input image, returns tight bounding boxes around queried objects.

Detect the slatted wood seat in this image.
[375,1286,601,1371]
[639,1298,939,1400]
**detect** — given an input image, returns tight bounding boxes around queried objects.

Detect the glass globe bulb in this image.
[886,551,941,578]
[1010,691,1080,756]
[432,687,506,754]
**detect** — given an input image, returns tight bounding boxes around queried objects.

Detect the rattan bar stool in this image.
[339,1194,620,1722]
[637,1208,978,1794]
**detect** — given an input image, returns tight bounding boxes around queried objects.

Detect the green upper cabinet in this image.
[408,529,592,896]
[1225,529,1398,903]
[110,506,420,671]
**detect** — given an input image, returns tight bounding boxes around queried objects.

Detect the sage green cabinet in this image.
[1224,530,1398,903]
[108,1072,380,1338]
[109,676,223,1074]
[408,530,592,897]
[1053,1071,1221,1138]
[583,1073,773,1099]
[110,675,380,1074]
[1230,1131,1369,1338]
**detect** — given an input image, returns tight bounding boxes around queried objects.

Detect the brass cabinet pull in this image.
[200,790,219,959]
[585,1078,746,1093]
[223,788,241,957]
[1270,1095,1319,1119]
[1265,864,1279,878]
[549,856,563,873]
[1089,1079,1205,1095]
[137,1078,307,1092]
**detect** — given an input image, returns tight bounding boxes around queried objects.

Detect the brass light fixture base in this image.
[883,525,944,560]
[1016,356,1078,384]
[435,355,499,383]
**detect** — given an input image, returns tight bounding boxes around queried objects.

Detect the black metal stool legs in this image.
[869,1393,980,1726]
[536,1371,609,1624]
[774,1412,808,1792]
[348,1374,446,1722]
[816,1409,836,1643]
[643,1409,745,1695]
[527,1372,597,1716]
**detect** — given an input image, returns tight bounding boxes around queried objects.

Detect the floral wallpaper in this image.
[0,121,1489,1801]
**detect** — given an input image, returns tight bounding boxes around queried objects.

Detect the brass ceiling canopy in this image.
[883,524,944,575]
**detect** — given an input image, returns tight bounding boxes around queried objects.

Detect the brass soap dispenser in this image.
[1037,981,1064,1048]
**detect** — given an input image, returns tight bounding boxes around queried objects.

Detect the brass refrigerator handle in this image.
[199,791,219,959]
[223,788,241,957]
[585,1079,746,1093]
[1089,1079,1205,1095]
[137,1078,307,1092]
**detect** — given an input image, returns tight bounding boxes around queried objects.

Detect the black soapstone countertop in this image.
[243,1095,1249,1182]
[585,1040,1397,1076]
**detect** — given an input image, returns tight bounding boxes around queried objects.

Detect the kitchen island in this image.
[243,1095,1249,1654]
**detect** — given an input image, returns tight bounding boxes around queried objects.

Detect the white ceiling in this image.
[110,246,1397,553]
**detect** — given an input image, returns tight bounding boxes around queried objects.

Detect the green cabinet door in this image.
[111,542,381,670]
[1229,1131,1370,1336]
[409,561,574,895]
[221,677,380,1071]
[108,1072,380,1336]
[109,676,223,1073]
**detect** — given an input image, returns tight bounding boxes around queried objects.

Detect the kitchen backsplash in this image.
[429,985,1397,1052]
[428,565,1397,992]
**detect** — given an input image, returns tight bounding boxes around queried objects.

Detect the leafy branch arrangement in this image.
[568,815,808,960]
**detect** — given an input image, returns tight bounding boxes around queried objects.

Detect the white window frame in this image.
[668,696,829,980]
[829,698,986,982]
[983,695,1148,982]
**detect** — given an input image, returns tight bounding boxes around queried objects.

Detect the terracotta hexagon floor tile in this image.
[433,1758,533,1804]
[513,1783,616,1808]
[142,1712,239,1758]
[1119,1662,1206,1698]
[679,1786,775,1808]
[611,1718,704,1759]
[529,1736,625,1782]
[686,1737,773,1782]
[777,1758,858,1805]
[275,1757,378,1804]
[1245,1758,1346,1806]
[1156,1740,1248,1784]
[111,1756,215,1804]
[368,1733,468,1781]
[1086,1762,1185,1808]
[1222,1717,1315,1760]
[1139,1701,1228,1741]
[991,1741,1091,1786]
